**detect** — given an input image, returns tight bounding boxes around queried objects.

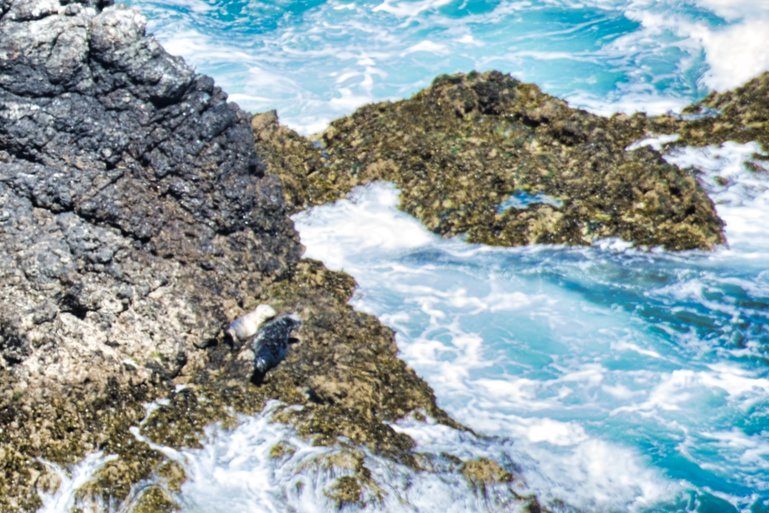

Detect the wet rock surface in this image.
[3,0,765,510]
[0,1,452,510]
[676,71,769,149]
[0,0,301,383]
[255,71,725,250]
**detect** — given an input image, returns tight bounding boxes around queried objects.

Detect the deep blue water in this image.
[116,1,769,512]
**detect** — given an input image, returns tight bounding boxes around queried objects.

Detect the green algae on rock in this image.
[676,71,769,150]
[255,71,725,251]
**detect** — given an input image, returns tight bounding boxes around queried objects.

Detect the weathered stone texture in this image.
[256,71,726,251]
[0,0,300,384]
[0,0,301,508]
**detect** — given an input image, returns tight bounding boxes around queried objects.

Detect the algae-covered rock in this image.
[0,0,471,508]
[676,71,769,149]
[256,71,725,251]
[0,0,354,509]
[461,457,514,487]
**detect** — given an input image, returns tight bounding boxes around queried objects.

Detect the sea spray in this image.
[125,0,769,133]
[292,170,769,512]
[36,453,117,513]
[123,400,536,512]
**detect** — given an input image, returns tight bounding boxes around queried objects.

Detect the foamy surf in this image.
[292,177,769,512]
[41,401,538,513]
[125,0,769,133]
[36,453,117,513]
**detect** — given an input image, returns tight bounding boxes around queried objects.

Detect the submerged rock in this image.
[255,71,725,250]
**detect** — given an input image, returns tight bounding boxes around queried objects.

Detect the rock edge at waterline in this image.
[0,1,472,511]
[254,71,727,251]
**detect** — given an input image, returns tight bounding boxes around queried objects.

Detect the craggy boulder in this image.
[0,2,484,511]
[0,0,301,508]
[255,71,725,250]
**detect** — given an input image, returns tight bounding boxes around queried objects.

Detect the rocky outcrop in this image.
[676,71,769,149]
[0,0,302,379]
[0,0,299,508]
[0,1,454,510]
[254,71,725,250]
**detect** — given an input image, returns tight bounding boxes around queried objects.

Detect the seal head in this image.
[227,304,277,342]
[252,314,301,385]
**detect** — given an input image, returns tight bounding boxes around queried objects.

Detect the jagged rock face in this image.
[0,3,454,510]
[0,0,301,394]
[255,71,725,250]
[676,71,769,149]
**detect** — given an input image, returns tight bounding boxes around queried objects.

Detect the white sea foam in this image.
[663,141,769,251]
[372,0,453,18]
[137,401,535,513]
[626,134,680,151]
[624,0,769,92]
[690,0,769,79]
[698,18,769,91]
[294,182,437,269]
[36,453,117,513]
[613,364,769,419]
[292,179,769,512]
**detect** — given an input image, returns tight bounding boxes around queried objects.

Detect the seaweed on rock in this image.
[255,71,726,251]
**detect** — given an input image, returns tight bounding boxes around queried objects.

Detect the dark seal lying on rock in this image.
[251,314,301,385]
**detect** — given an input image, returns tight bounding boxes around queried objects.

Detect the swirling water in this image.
[125,0,769,133]
[71,1,769,512]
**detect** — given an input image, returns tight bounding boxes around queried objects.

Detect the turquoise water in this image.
[119,1,769,512]
[124,0,769,133]
[293,174,769,513]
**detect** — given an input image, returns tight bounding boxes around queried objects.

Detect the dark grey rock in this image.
[0,0,301,385]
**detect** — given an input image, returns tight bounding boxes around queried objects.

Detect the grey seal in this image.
[227,304,277,342]
[252,314,301,385]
